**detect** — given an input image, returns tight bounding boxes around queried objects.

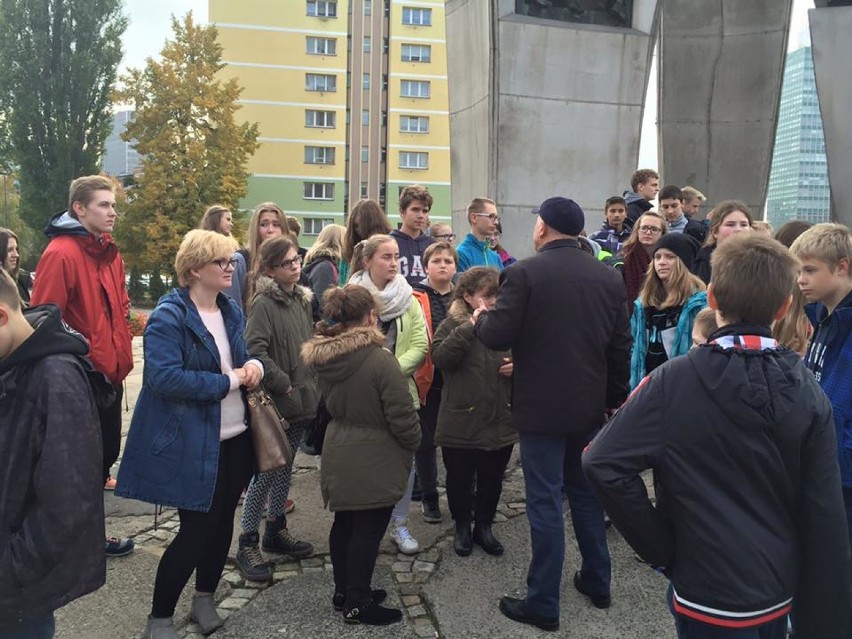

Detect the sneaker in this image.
[421,495,442,524]
[105,536,134,557]
[284,498,295,514]
[344,601,403,626]
[262,516,314,558]
[236,532,272,582]
[104,476,117,490]
[390,519,419,555]
[333,588,387,611]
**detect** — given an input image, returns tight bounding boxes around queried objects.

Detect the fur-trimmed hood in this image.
[252,274,313,307]
[448,298,473,324]
[301,326,385,378]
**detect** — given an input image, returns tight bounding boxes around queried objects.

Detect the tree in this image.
[0,0,127,240]
[113,13,259,277]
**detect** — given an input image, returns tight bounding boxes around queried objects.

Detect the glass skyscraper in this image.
[766,45,831,226]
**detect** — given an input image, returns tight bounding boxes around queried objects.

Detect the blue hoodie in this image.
[390,229,434,285]
[457,233,504,273]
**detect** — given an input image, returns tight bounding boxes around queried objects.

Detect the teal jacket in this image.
[457,233,504,273]
[629,290,707,389]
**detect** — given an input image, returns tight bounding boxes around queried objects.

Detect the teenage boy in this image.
[391,184,435,284]
[658,185,707,244]
[0,270,107,637]
[31,175,135,557]
[583,233,851,639]
[589,196,631,254]
[681,186,706,219]
[429,222,455,243]
[412,242,458,524]
[623,168,659,226]
[457,198,503,272]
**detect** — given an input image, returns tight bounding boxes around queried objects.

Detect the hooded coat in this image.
[0,305,106,626]
[301,326,421,511]
[390,229,434,284]
[302,250,339,316]
[623,190,654,226]
[244,276,319,423]
[583,327,851,636]
[30,212,133,386]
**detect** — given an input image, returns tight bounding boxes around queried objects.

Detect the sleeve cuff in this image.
[227,371,241,390]
[245,359,265,379]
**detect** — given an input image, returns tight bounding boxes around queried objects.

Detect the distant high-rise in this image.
[209,0,452,239]
[103,110,141,177]
[766,45,831,227]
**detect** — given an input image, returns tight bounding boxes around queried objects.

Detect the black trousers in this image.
[99,384,124,482]
[442,445,513,525]
[329,506,394,608]
[415,385,441,499]
[152,430,253,618]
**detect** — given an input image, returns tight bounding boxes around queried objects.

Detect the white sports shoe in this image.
[390,518,420,555]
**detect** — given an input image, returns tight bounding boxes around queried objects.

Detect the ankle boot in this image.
[344,601,403,626]
[144,615,179,639]
[191,592,224,634]
[453,520,472,557]
[473,523,504,556]
[235,532,272,582]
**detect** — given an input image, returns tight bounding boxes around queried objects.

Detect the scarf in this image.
[349,270,413,322]
[623,247,652,310]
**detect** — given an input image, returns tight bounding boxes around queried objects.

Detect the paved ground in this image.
[53,337,678,639]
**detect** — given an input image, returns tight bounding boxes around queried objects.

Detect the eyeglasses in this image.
[275,255,303,270]
[210,258,238,270]
[435,233,456,241]
[473,213,500,223]
[638,226,663,234]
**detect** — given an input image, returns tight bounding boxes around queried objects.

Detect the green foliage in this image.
[113,13,259,277]
[0,0,127,249]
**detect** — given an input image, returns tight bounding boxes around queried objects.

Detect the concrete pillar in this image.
[446,0,659,256]
[658,0,792,216]
[810,5,852,228]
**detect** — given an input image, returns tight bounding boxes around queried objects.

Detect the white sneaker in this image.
[390,518,420,554]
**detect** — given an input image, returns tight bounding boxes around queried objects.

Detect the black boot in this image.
[262,516,314,558]
[453,520,472,557]
[343,601,403,626]
[472,523,504,556]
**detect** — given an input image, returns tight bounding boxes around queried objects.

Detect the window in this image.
[400,79,430,98]
[306,36,337,55]
[304,146,336,164]
[306,73,336,92]
[305,109,336,128]
[361,146,369,162]
[362,109,369,126]
[402,7,432,25]
[304,182,335,200]
[399,151,428,169]
[363,36,371,53]
[307,0,337,17]
[401,44,431,63]
[361,181,368,198]
[362,73,370,90]
[400,115,429,133]
[304,217,334,235]
[364,0,371,15]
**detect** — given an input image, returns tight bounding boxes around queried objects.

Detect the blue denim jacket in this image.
[115,288,251,512]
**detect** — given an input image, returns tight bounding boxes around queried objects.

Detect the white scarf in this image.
[349,271,413,322]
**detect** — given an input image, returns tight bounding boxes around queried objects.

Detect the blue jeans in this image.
[0,613,55,639]
[519,429,611,619]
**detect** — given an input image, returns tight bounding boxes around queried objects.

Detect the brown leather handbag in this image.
[247,388,293,473]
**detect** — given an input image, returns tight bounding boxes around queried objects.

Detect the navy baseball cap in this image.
[532,197,585,236]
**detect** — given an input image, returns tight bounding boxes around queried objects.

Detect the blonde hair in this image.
[350,234,396,277]
[693,307,718,341]
[681,186,706,204]
[639,253,706,309]
[175,230,239,287]
[305,223,345,266]
[752,221,773,236]
[621,212,668,257]
[773,286,811,355]
[790,222,852,274]
[68,175,115,216]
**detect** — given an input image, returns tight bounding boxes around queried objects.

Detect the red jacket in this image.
[32,220,133,386]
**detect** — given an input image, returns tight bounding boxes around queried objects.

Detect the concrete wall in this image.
[447,0,659,256]
[810,5,852,228]
[658,0,792,217]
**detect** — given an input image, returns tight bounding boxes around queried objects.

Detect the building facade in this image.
[766,45,831,227]
[209,0,452,241]
[102,110,142,178]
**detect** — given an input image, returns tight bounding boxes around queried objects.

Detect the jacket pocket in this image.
[151,415,181,454]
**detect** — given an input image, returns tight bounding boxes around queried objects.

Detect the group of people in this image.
[2,170,852,639]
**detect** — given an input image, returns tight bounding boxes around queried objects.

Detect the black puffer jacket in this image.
[0,305,106,626]
[583,326,851,637]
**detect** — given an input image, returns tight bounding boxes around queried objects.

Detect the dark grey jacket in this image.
[0,305,105,626]
[474,238,631,435]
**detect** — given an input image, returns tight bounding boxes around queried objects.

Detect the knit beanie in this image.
[654,233,700,271]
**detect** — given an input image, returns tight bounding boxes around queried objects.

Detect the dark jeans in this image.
[519,428,610,619]
[415,385,441,499]
[99,383,124,482]
[329,506,394,607]
[442,445,513,524]
[0,614,55,639]
[152,430,253,618]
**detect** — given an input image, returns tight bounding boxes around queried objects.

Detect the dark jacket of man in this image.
[583,326,851,637]
[0,305,106,626]
[474,238,631,435]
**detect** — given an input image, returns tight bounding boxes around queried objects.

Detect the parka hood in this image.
[0,304,89,375]
[447,298,472,323]
[301,326,385,383]
[251,274,313,307]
